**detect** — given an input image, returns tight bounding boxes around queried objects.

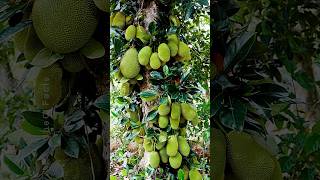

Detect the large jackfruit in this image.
[120,82,130,96]
[14,27,29,52]
[156,141,166,150]
[181,103,197,121]
[150,52,161,69]
[167,34,179,45]
[24,26,44,61]
[32,0,98,53]
[178,136,190,157]
[178,41,191,61]
[61,53,85,72]
[158,104,170,115]
[212,128,226,180]
[120,48,140,78]
[170,117,180,130]
[112,12,125,29]
[93,0,108,12]
[136,25,150,44]
[169,152,182,169]
[168,41,178,57]
[125,25,136,41]
[189,169,202,180]
[158,115,169,129]
[159,148,168,163]
[149,151,160,168]
[272,158,283,180]
[158,43,170,62]
[138,46,152,66]
[143,138,154,152]
[227,131,275,180]
[166,135,178,156]
[171,103,181,120]
[35,63,63,110]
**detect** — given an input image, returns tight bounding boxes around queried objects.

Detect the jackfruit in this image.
[156,141,166,150]
[32,0,98,53]
[191,116,199,126]
[166,135,178,156]
[138,46,152,66]
[158,43,170,62]
[167,34,179,45]
[272,158,283,180]
[14,27,29,52]
[189,169,202,180]
[169,152,182,169]
[24,26,45,61]
[120,48,140,78]
[93,0,108,12]
[178,136,190,157]
[158,115,169,128]
[171,103,181,120]
[169,15,180,27]
[135,136,143,144]
[112,12,125,29]
[143,138,154,152]
[61,53,85,72]
[159,131,167,142]
[158,104,170,115]
[149,151,160,168]
[170,117,180,130]
[227,131,275,180]
[178,41,191,60]
[180,128,187,136]
[34,63,63,110]
[136,25,150,44]
[168,41,178,57]
[125,25,136,41]
[180,103,197,121]
[150,52,161,69]
[159,148,168,163]
[212,128,226,180]
[120,82,130,96]
[126,16,133,25]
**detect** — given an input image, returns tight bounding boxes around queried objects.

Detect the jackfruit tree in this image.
[110,0,209,179]
[0,0,108,179]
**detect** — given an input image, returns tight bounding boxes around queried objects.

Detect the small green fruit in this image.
[158,43,170,62]
[158,116,169,129]
[169,152,182,169]
[150,52,161,69]
[125,25,136,41]
[138,46,152,66]
[149,151,160,168]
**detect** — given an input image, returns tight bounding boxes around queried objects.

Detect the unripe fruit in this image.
[125,25,136,41]
[120,48,140,78]
[178,136,190,157]
[158,43,170,62]
[138,46,152,66]
[136,25,150,44]
[189,169,202,180]
[24,26,44,61]
[166,135,178,156]
[178,41,191,60]
[167,34,179,45]
[212,128,226,180]
[150,52,161,69]
[170,117,180,130]
[158,104,170,115]
[168,41,178,57]
[61,53,85,72]
[171,103,181,120]
[181,103,197,121]
[112,12,126,29]
[159,148,168,163]
[120,82,130,96]
[158,115,169,128]
[149,151,160,168]
[143,138,154,152]
[169,152,182,169]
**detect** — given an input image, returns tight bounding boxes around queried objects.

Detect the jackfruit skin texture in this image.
[212,128,226,180]
[32,0,98,53]
[167,34,179,45]
[158,43,171,62]
[93,0,108,12]
[168,41,178,57]
[227,131,275,180]
[171,103,181,120]
[125,25,136,41]
[158,104,170,115]
[166,135,178,157]
[138,46,152,66]
[143,138,154,152]
[189,169,202,180]
[159,148,168,163]
[150,52,161,69]
[170,117,180,130]
[178,136,190,157]
[61,53,85,72]
[112,12,125,29]
[181,103,197,121]
[169,152,182,169]
[156,141,166,150]
[178,41,191,61]
[24,26,45,61]
[14,27,29,52]
[158,115,169,128]
[149,151,160,168]
[35,63,63,110]
[120,82,130,96]
[120,48,141,78]
[272,158,283,180]
[136,25,150,44]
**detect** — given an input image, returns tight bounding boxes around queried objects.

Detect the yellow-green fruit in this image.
[159,148,168,163]
[170,117,180,130]
[149,151,160,168]
[182,165,189,180]
[168,41,178,57]
[178,41,191,60]
[32,0,98,53]
[169,15,180,26]
[125,25,136,41]
[120,82,130,96]
[167,34,179,45]
[191,115,200,126]
[158,43,170,62]
[227,131,275,180]
[143,138,154,152]
[14,27,29,52]
[169,152,182,169]
[180,128,187,136]
[112,12,125,29]
[156,141,166,150]
[138,46,152,66]
[181,103,197,121]
[272,158,283,180]
[135,136,143,144]
[120,48,140,78]
[171,103,181,119]
[61,53,85,72]
[150,52,161,69]
[126,16,133,25]
[136,25,150,44]
[35,63,63,110]
[189,169,202,180]
[178,136,190,157]
[158,115,169,128]
[166,135,178,156]
[159,131,167,142]
[212,128,226,180]
[158,104,170,115]
[24,27,44,61]
[93,0,108,12]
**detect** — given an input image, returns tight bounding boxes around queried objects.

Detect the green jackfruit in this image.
[167,34,179,45]
[24,27,44,61]
[112,12,125,29]
[212,128,226,180]
[126,16,133,25]
[169,15,181,26]
[178,41,191,61]
[272,158,283,180]
[138,46,152,66]
[135,136,143,144]
[156,131,167,149]
[120,82,130,96]
[93,0,108,12]
[158,115,169,128]
[171,103,181,120]
[168,41,178,57]
[181,103,197,121]
[227,131,275,180]
[61,53,85,72]
[14,27,29,52]
[189,169,202,180]
[150,52,161,69]
[158,104,170,115]
[166,135,178,156]
[149,151,160,168]
[169,152,182,169]
[159,148,168,163]
[120,48,140,78]
[178,136,190,157]
[125,25,136,41]
[170,117,180,130]
[180,128,187,136]
[156,141,166,150]
[136,25,150,44]
[32,0,98,53]
[35,63,63,110]
[158,43,170,62]
[191,115,200,126]
[143,138,154,152]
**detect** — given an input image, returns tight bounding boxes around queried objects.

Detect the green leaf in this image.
[48,134,61,149]
[22,111,54,128]
[31,48,63,67]
[294,71,315,90]
[80,38,105,59]
[163,65,170,76]
[150,71,163,80]
[63,111,85,133]
[178,169,185,180]
[64,138,80,158]
[304,134,320,155]
[271,103,289,116]
[110,176,117,180]
[145,110,158,122]
[0,20,32,43]
[21,120,49,136]
[220,99,247,130]
[139,90,158,98]
[3,155,24,175]
[94,94,109,111]
[18,138,48,160]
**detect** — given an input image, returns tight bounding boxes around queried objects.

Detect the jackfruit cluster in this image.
[111,12,134,29]
[123,24,151,43]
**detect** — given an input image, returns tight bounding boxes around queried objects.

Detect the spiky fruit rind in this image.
[120,48,140,78]
[143,138,154,152]
[168,41,178,57]
[136,25,150,44]
[272,158,283,180]
[167,34,179,45]
[150,52,161,69]
[149,151,160,168]
[178,136,190,157]
[125,25,136,41]
[189,169,202,180]
[170,117,180,130]
[166,135,178,157]
[120,82,130,96]
[93,0,108,12]
[171,102,181,120]
[159,148,168,163]
[178,41,191,60]
[169,152,182,169]
[32,0,98,53]
[158,104,171,115]
[212,128,226,180]
[138,46,152,66]
[158,115,169,129]
[61,53,85,72]
[112,12,125,29]
[158,43,170,62]
[181,103,197,121]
